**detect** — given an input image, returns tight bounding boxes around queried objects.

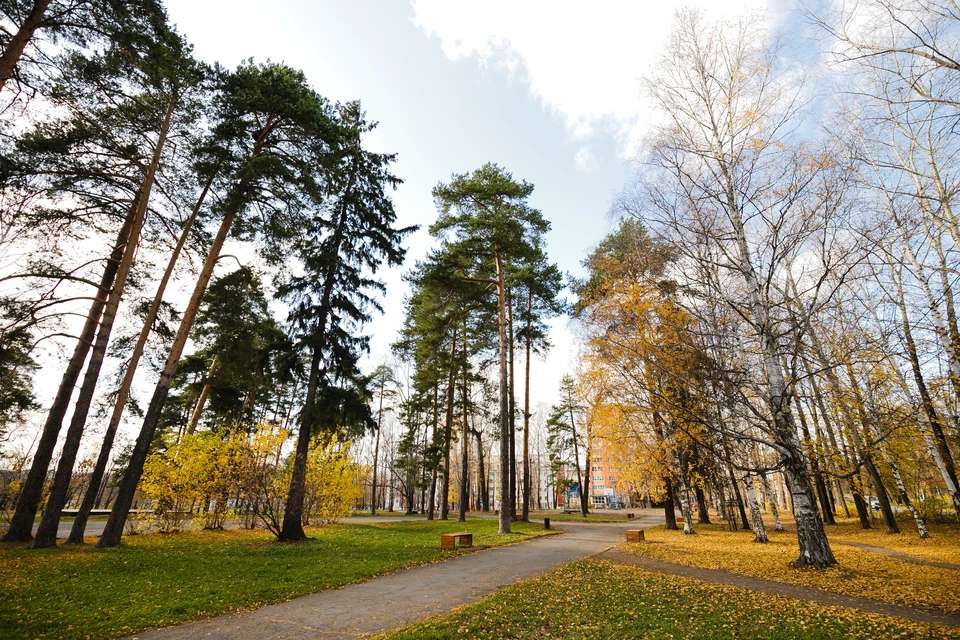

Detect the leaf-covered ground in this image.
[621,518,960,613]
[380,560,956,639]
[829,517,960,565]
[0,518,550,640]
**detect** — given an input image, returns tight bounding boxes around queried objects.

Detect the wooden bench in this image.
[441,531,473,549]
[625,529,645,542]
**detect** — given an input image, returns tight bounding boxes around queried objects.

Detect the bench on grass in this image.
[625,529,645,542]
[441,531,473,549]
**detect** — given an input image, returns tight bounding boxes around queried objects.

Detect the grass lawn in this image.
[379,560,956,639]
[619,517,960,614]
[348,510,421,517]
[0,518,551,640]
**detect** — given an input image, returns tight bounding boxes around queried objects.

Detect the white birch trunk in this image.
[760,472,785,531]
[678,490,695,535]
[744,474,768,543]
[884,450,930,539]
[894,215,960,398]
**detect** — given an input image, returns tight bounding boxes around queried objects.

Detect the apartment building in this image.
[588,438,626,508]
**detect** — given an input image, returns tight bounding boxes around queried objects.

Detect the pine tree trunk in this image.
[97,120,274,549]
[66,173,211,544]
[405,484,414,515]
[495,251,511,534]
[427,383,439,520]
[458,346,469,523]
[581,420,590,517]
[33,176,152,549]
[507,288,516,521]
[2,204,133,542]
[0,0,51,91]
[474,429,488,512]
[440,329,456,521]
[97,198,242,548]
[186,357,218,436]
[371,380,384,516]
[569,399,585,517]
[522,288,532,521]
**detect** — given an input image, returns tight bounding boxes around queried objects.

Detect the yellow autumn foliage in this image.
[138,427,362,531]
[302,434,361,525]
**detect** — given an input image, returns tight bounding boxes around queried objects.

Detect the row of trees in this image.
[350,363,577,517]
[0,0,412,547]
[571,5,960,569]
[389,163,566,534]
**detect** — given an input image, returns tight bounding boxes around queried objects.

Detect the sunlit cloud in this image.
[412,0,771,157]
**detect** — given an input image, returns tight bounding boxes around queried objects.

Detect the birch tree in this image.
[637,9,845,567]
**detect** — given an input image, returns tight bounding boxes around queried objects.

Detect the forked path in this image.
[131,514,662,640]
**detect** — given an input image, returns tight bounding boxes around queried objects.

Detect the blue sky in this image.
[160,0,773,406]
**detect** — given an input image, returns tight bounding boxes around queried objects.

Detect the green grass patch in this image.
[380,560,958,639]
[349,510,421,517]
[0,518,549,640]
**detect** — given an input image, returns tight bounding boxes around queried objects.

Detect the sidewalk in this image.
[132,514,661,639]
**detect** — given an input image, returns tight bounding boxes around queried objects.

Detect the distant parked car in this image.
[869,497,881,511]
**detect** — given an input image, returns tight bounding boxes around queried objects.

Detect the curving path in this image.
[130,513,662,639]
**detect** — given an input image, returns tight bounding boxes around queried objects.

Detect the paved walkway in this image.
[599,549,960,629]
[131,514,662,639]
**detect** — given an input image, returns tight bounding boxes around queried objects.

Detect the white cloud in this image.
[574,146,598,173]
[412,0,771,157]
